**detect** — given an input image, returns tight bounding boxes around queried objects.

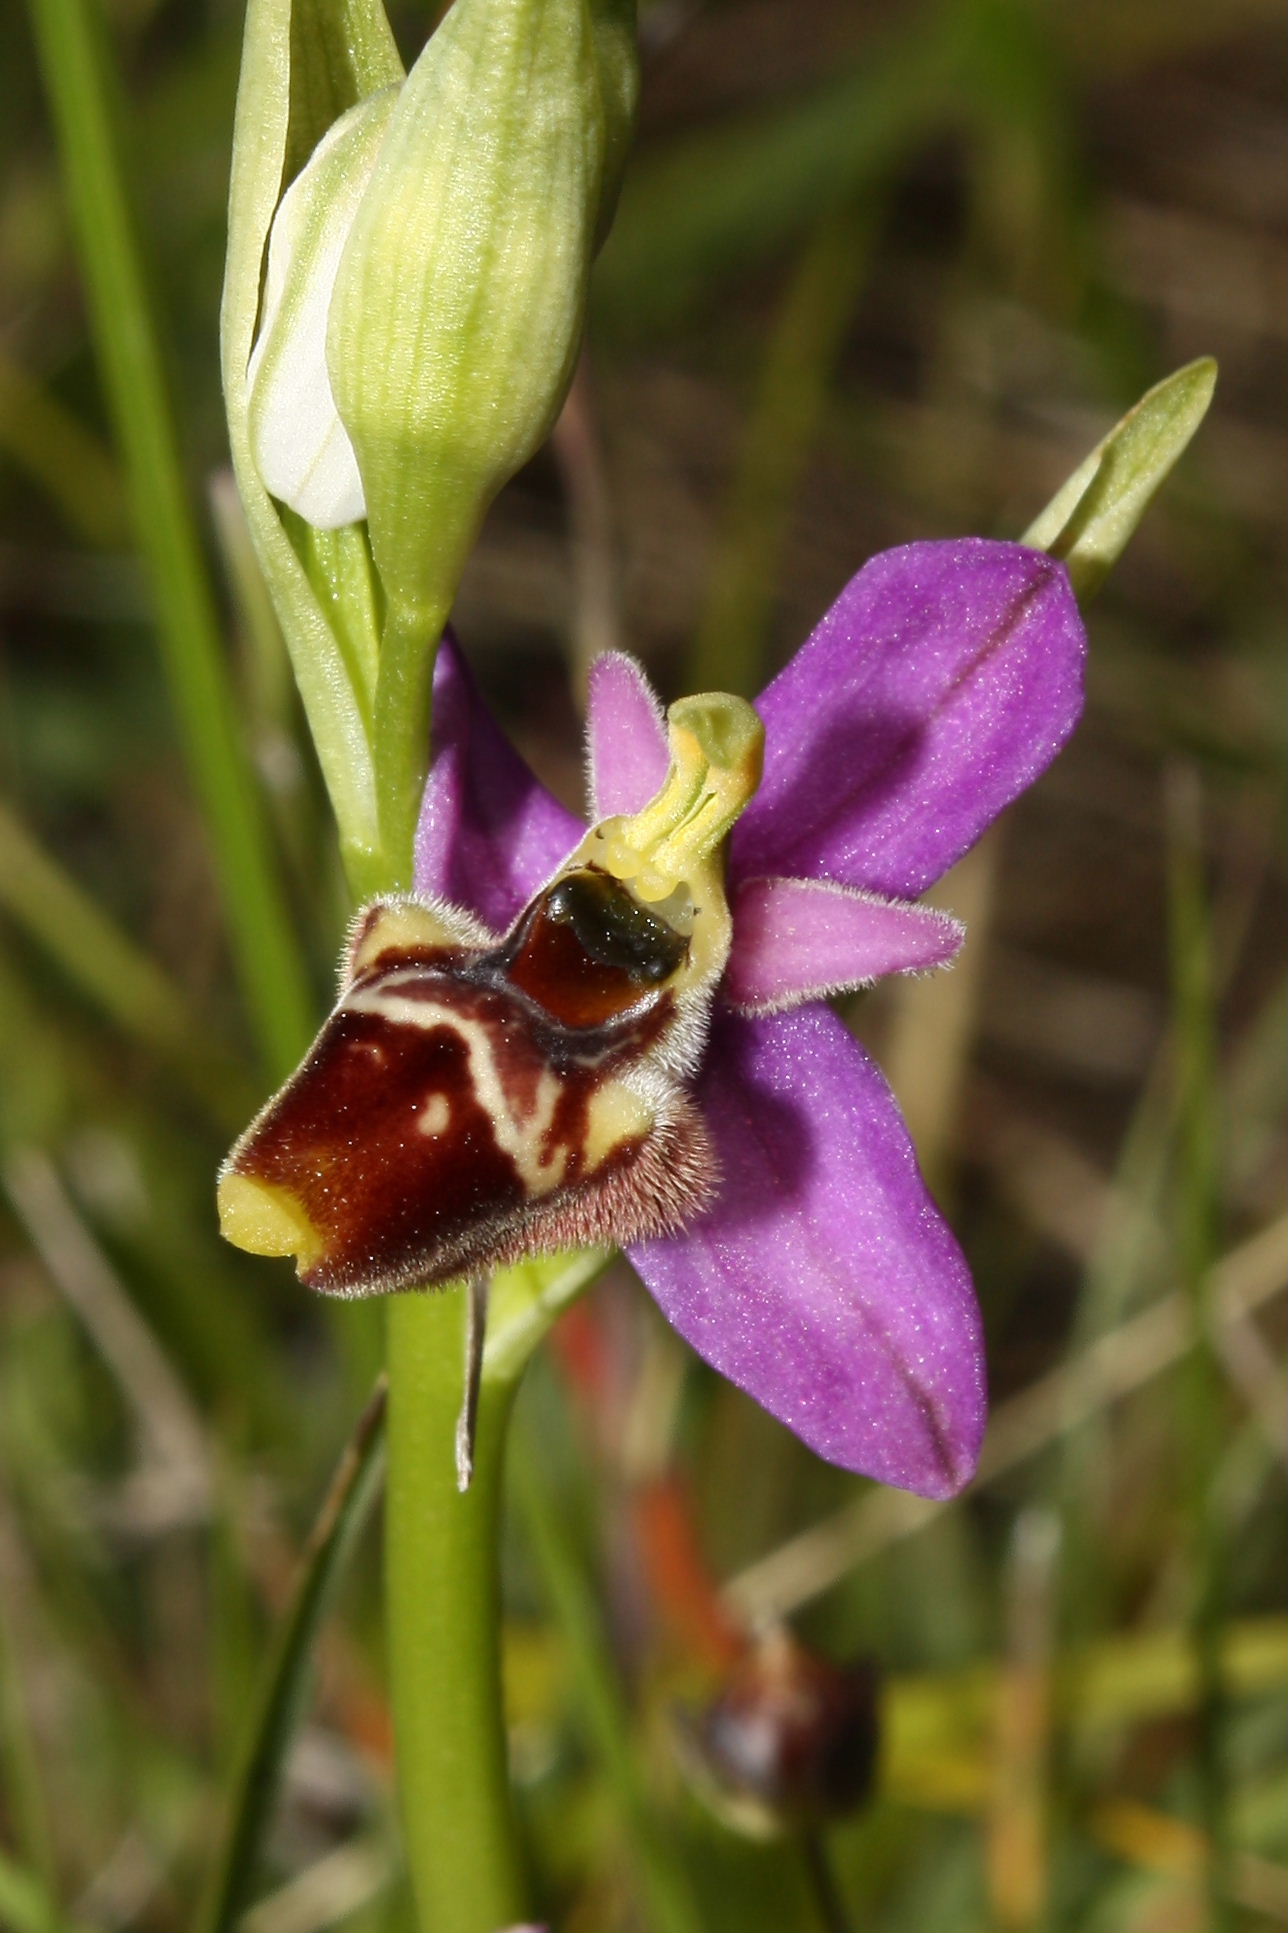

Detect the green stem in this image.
[373,598,452,890]
[26,0,312,1081]
[799,1832,853,1933]
[385,1290,528,1933]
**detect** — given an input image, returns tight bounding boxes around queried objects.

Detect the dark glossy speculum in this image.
[501,868,689,1027]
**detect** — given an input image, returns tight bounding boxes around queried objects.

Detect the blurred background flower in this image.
[675,1625,880,1838]
[0,0,1283,1929]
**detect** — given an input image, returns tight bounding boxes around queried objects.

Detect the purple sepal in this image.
[414,635,583,931]
[732,540,1086,899]
[587,651,670,818]
[628,1004,986,1497]
[724,876,963,1014]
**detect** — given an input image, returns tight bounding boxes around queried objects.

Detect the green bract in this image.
[1024,358,1218,602]
[221,0,638,892]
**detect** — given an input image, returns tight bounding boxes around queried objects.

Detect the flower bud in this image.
[221,0,637,877]
[326,0,639,617]
[220,0,404,873]
[677,1627,879,1838]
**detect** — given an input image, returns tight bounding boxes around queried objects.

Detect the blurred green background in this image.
[0,0,1284,1928]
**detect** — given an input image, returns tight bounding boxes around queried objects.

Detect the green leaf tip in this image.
[1023,357,1218,603]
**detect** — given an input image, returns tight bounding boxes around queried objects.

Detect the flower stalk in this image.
[220,0,641,1904]
[372,590,457,889]
[216,0,1217,1901]
[386,1289,528,1933]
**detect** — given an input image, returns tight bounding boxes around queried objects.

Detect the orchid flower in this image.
[220,535,1085,1500]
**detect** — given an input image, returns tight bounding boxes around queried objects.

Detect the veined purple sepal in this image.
[630,1004,986,1498]
[733,539,1085,899]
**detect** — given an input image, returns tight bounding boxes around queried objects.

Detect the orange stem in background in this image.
[631,1475,749,1673]
[551,1298,749,1673]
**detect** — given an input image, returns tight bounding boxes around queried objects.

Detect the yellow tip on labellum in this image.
[217,1172,322,1272]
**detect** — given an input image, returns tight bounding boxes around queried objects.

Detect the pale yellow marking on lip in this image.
[349,900,464,977]
[217,1172,323,1270]
[417,1092,451,1137]
[583,1079,653,1166]
[347,989,570,1197]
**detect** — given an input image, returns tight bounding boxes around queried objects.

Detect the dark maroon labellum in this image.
[218,870,714,1296]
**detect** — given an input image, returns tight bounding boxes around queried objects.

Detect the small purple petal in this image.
[628,1005,985,1497]
[414,635,584,930]
[723,875,964,1015]
[731,540,1085,899]
[586,652,670,818]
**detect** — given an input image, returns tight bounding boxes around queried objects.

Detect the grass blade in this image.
[196,1376,388,1933]
[25,0,314,1080]
[0,802,256,1128]
[511,1412,705,1933]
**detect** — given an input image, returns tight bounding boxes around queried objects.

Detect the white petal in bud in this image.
[247,89,398,529]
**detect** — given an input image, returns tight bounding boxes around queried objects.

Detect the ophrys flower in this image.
[220,537,1085,1498]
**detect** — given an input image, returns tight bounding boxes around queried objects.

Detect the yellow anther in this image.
[612,692,764,896]
[559,688,764,998]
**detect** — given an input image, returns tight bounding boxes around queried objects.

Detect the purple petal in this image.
[724,875,963,1015]
[628,1005,985,1497]
[732,540,1085,899]
[414,635,584,931]
[586,652,670,817]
